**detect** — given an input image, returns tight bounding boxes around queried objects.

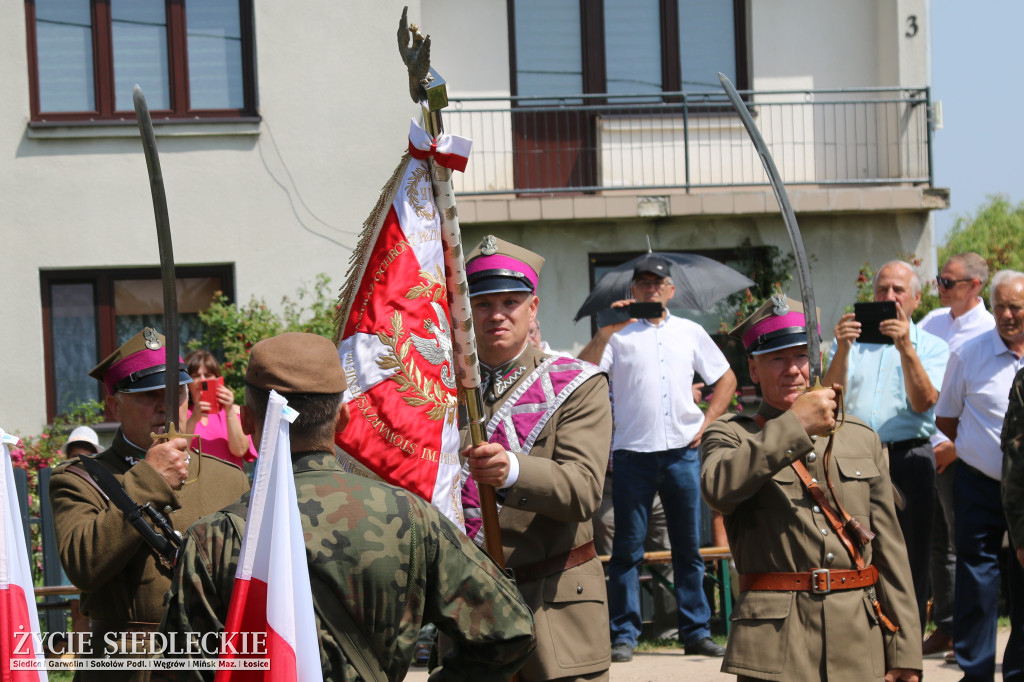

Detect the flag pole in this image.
[398,9,506,568]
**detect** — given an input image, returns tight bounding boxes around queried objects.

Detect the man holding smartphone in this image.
[579,254,737,662]
[823,260,949,629]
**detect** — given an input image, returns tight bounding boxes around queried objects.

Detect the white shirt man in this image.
[917,252,994,655]
[579,255,737,661]
[934,270,1024,680]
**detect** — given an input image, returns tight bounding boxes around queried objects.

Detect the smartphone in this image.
[196,376,224,414]
[595,302,665,328]
[853,301,898,345]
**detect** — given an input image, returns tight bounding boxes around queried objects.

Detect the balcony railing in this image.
[443,87,934,196]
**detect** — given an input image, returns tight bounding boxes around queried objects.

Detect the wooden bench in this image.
[600,546,733,635]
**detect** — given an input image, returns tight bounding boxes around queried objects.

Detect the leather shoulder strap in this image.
[789,459,865,569]
[64,464,111,504]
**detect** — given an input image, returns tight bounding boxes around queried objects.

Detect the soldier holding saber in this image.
[699,76,921,682]
[49,85,251,681]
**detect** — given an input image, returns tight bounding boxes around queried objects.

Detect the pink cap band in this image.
[742,310,808,350]
[104,348,181,393]
[466,254,539,290]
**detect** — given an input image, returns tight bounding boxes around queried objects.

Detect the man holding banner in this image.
[462,236,613,682]
[160,332,536,681]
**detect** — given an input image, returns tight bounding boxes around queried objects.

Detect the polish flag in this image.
[334,119,471,530]
[215,393,322,682]
[0,429,47,681]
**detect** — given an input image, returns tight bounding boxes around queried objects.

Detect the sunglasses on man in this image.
[937,274,974,288]
[936,276,974,290]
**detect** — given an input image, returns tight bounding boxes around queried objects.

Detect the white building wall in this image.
[0,1,938,433]
[1,1,421,434]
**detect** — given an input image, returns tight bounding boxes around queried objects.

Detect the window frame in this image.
[507,0,748,101]
[24,0,258,124]
[40,264,236,422]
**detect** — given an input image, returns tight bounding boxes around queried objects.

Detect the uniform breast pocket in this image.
[835,457,880,517]
[726,591,794,674]
[757,465,802,510]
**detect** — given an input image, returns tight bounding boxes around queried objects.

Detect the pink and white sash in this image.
[463,356,603,544]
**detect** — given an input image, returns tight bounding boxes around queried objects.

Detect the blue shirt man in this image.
[824,260,949,628]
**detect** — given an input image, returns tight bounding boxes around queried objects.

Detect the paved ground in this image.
[405,630,1010,680]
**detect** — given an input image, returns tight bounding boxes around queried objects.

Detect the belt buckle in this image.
[811,568,831,594]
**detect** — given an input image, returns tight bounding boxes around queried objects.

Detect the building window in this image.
[26,0,256,123]
[510,0,747,99]
[41,265,234,420]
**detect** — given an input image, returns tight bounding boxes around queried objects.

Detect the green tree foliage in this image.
[10,401,105,473]
[187,274,337,401]
[721,240,796,331]
[940,194,1024,299]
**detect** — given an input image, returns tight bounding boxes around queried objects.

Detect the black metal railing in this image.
[443,87,934,196]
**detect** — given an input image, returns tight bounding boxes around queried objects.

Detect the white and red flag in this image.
[215,393,321,682]
[333,119,471,530]
[0,428,46,681]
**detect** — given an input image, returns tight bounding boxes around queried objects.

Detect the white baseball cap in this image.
[63,426,100,454]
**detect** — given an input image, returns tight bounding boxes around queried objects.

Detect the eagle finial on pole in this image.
[398,6,432,104]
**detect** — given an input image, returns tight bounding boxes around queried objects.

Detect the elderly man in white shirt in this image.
[934,269,1024,681]
[917,252,995,656]
[579,255,737,663]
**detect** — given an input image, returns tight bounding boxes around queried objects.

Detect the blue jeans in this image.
[608,447,711,647]
[952,463,1024,681]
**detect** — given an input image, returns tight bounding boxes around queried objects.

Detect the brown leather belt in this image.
[739,565,879,594]
[514,540,597,584]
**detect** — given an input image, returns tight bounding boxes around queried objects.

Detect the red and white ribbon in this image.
[408,118,472,173]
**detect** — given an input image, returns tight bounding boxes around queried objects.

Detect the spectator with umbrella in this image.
[578,252,749,662]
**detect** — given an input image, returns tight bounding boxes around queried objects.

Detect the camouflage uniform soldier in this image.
[49,328,250,682]
[159,332,536,681]
[1003,367,1024,569]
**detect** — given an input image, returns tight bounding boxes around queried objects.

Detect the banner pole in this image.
[400,10,506,568]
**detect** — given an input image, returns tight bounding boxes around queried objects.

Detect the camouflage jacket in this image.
[1002,367,1024,548]
[159,451,535,681]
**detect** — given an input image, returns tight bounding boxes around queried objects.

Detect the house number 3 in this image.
[905,15,919,38]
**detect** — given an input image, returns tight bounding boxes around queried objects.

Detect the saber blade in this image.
[132,85,181,431]
[718,73,822,381]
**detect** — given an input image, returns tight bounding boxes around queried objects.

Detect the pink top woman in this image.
[184,350,256,467]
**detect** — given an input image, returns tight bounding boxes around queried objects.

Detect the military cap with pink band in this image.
[89,328,191,394]
[730,294,821,356]
[465,235,545,297]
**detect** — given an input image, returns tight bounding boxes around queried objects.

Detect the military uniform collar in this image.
[291,450,342,473]
[756,401,786,422]
[480,344,535,404]
[107,429,146,470]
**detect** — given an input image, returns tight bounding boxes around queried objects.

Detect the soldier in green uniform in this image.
[49,329,251,681]
[700,297,922,681]
[159,332,536,681]
[462,236,613,682]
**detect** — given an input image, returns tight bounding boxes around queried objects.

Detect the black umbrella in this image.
[574,252,755,322]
